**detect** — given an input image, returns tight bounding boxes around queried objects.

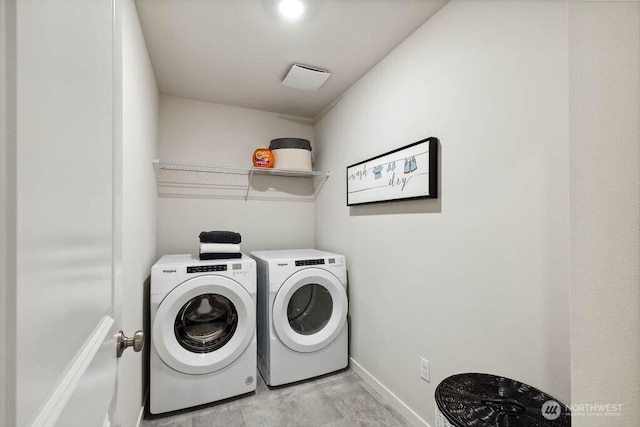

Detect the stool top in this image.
[435,373,571,426]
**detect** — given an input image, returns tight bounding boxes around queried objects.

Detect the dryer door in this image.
[272,268,347,353]
[153,275,255,375]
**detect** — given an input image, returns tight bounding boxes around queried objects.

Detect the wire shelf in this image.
[153,160,330,202]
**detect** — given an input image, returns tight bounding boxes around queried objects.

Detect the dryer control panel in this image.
[295,259,325,266]
[294,257,343,267]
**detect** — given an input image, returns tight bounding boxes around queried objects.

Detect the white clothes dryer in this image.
[149,254,256,414]
[251,249,348,386]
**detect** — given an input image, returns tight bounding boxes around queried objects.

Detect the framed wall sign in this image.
[346,137,438,206]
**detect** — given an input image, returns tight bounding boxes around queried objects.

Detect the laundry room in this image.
[2,1,639,427]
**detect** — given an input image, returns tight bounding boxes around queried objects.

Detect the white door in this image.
[272,268,348,353]
[5,0,132,425]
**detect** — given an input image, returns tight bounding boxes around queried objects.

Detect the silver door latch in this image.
[116,330,144,358]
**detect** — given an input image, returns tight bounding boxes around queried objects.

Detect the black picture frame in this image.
[346,137,438,206]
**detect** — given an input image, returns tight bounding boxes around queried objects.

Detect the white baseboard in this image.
[135,405,144,427]
[349,357,431,427]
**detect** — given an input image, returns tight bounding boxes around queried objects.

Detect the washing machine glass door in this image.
[272,268,347,353]
[174,293,237,354]
[153,275,255,375]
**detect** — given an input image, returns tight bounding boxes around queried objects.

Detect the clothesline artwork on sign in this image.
[346,137,438,206]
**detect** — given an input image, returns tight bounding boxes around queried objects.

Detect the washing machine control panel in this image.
[295,259,325,266]
[187,265,227,273]
[232,263,252,276]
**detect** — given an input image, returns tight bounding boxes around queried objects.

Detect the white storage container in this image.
[269,138,312,171]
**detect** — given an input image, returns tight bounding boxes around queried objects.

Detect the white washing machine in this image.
[251,249,348,386]
[149,254,256,414]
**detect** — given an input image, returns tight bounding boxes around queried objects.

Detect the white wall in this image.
[157,95,315,256]
[314,1,570,425]
[118,0,159,425]
[569,2,640,426]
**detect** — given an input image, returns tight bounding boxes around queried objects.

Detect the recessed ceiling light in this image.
[278,0,304,21]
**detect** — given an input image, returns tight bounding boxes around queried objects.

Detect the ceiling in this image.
[134,0,448,119]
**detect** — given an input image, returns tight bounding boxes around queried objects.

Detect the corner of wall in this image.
[119,0,160,423]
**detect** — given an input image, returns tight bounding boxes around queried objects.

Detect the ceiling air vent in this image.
[282,64,330,91]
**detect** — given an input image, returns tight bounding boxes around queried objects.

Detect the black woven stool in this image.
[435,373,571,426]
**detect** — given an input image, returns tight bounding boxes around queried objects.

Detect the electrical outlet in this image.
[420,357,430,382]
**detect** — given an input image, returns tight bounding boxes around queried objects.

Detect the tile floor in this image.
[142,369,411,427]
